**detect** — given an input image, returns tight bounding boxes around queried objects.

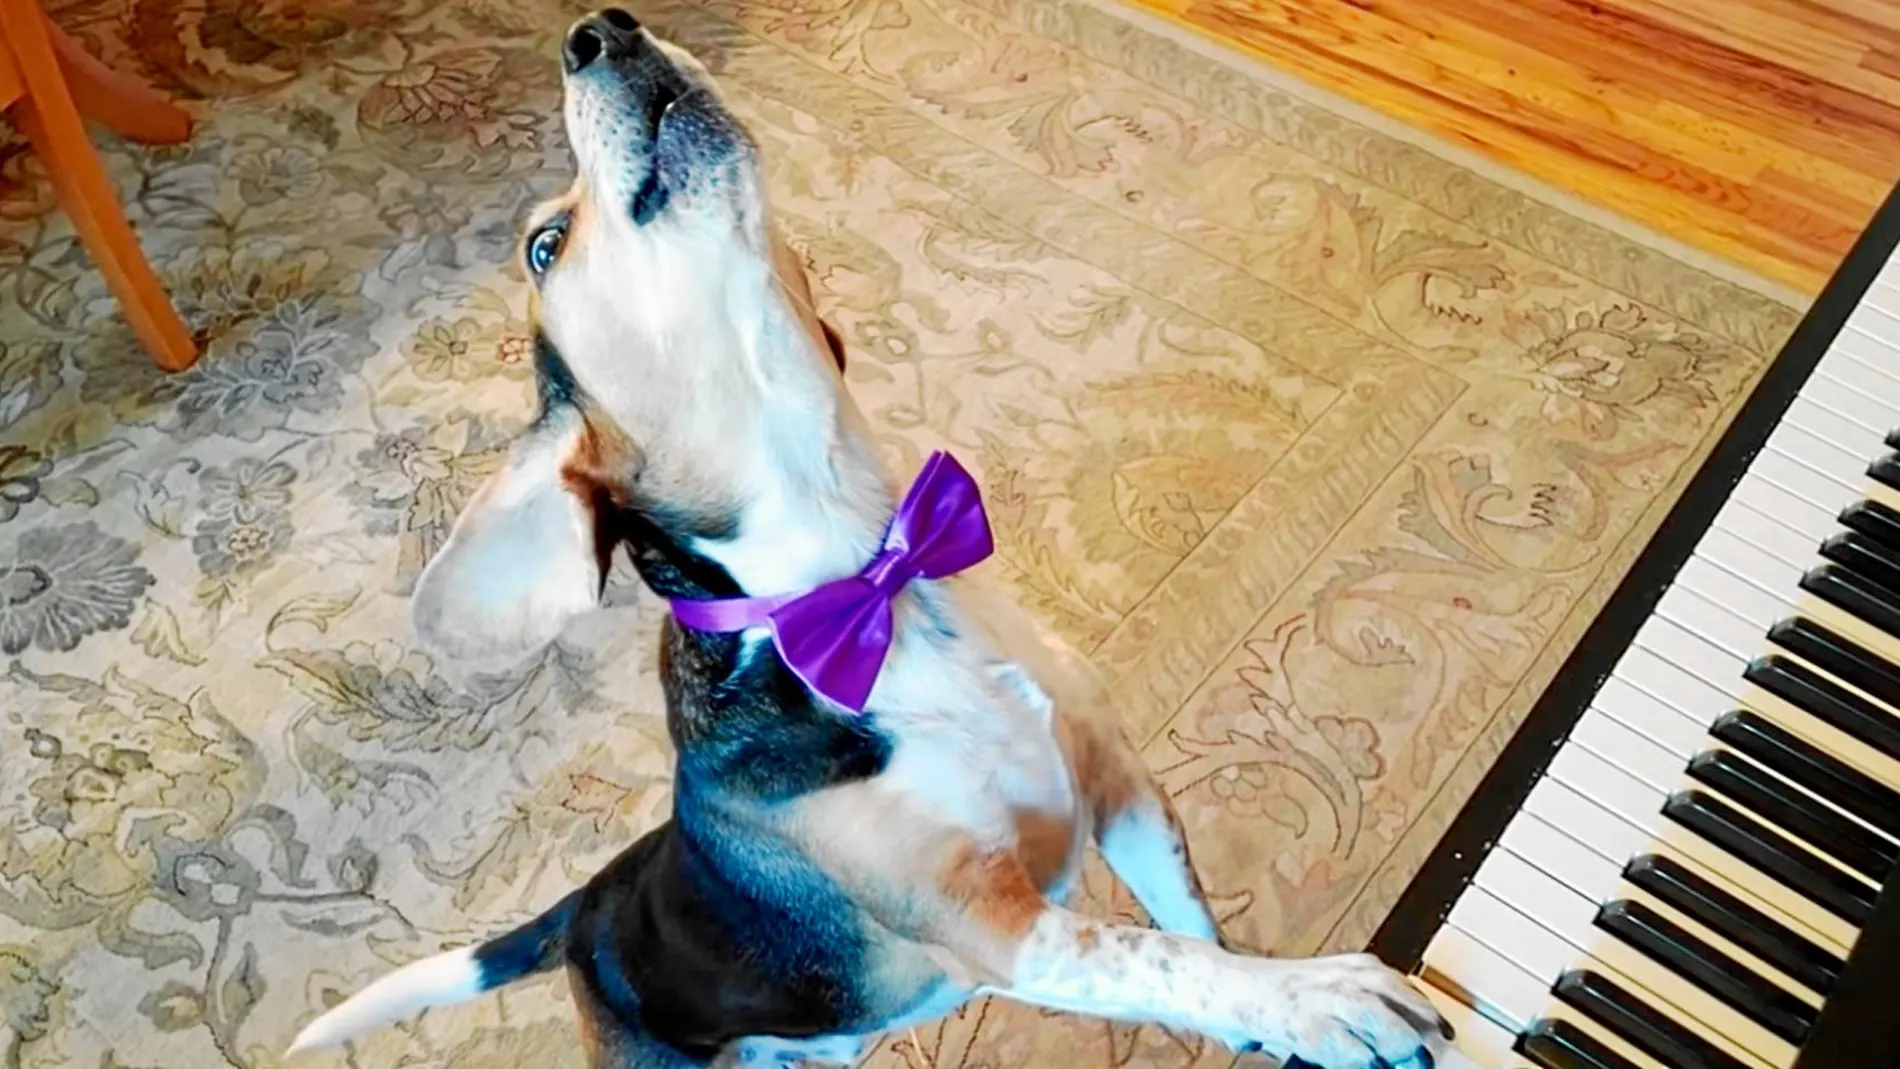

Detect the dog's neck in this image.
[703,454,892,594]
[608,242,902,607]
[627,405,895,608]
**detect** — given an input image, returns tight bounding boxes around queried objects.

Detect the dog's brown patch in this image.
[557,409,639,583]
[1012,809,1073,892]
[569,968,607,1067]
[1059,716,1138,823]
[563,184,592,257]
[558,408,635,505]
[820,318,848,372]
[938,839,1045,940]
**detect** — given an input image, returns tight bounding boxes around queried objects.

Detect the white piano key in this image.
[1476,835,1793,1068]
[1871,250,1900,289]
[1625,893,1829,1010]
[1592,676,1711,758]
[1569,709,1687,793]
[1834,322,1900,393]
[1499,814,1811,1066]
[1548,741,1869,892]
[1845,298,1900,348]
[1797,581,1900,671]
[1515,774,1843,952]
[1696,524,1808,598]
[1533,755,1859,953]
[1853,281,1900,323]
[1761,422,1868,498]
[1473,846,1599,951]
[1612,642,1733,730]
[1599,599,1900,840]
[1447,883,1578,997]
[1747,446,1861,515]
[1653,582,1766,661]
[1859,275,1900,312]
[1423,920,1549,1032]
[1798,367,1900,437]
[1677,555,1795,631]
[1499,808,1627,904]
[1709,496,1820,572]
[1703,736,1900,848]
[1785,395,1891,457]
[1729,474,1842,544]
[1742,678,1900,808]
[1671,567,1893,693]
[1867,266,1900,302]
[1431,1043,1501,1069]
[1699,508,1900,668]
[1521,776,1652,867]
[1631,615,1744,701]
[1548,746,1668,839]
[1808,368,1900,444]
[1412,981,1522,1068]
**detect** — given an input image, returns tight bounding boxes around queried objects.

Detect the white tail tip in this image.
[285,947,483,1058]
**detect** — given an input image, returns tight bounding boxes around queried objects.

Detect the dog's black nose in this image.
[563,9,641,74]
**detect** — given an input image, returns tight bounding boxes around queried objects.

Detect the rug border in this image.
[1044,0,1811,312]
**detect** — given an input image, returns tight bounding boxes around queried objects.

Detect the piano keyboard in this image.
[1372,185,1900,1069]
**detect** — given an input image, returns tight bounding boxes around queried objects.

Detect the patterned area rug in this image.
[0,0,1802,1065]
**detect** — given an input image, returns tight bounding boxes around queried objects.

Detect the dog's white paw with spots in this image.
[1219,953,1451,1068]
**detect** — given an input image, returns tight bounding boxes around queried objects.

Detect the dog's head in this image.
[411,10,875,663]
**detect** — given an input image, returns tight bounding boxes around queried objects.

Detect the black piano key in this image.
[1687,749,1895,882]
[1553,970,1750,1069]
[1888,428,1900,451]
[1873,453,1900,495]
[1802,565,1900,646]
[1819,532,1900,598]
[1840,499,1900,557]
[1626,853,1843,994]
[1663,789,1876,925]
[1746,655,1900,764]
[1596,899,1817,1045]
[1766,617,1900,712]
[1712,709,1900,843]
[1518,1018,1641,1069]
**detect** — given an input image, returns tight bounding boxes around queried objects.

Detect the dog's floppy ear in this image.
[411,409,621,663]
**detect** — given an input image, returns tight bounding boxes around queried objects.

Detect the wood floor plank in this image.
[1132,0,1900,291]
[1432,0,1900,174]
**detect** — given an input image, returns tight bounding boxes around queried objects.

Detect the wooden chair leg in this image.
[47,17,189,144]
[0,0,197,371]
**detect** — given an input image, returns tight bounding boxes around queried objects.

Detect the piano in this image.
[1371,181,1900,1069]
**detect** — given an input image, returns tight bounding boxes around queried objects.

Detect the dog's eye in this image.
[526,225,565,276]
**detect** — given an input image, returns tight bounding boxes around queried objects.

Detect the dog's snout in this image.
[563,9,642,74]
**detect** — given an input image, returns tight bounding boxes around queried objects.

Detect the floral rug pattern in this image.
[0,0,1801,1065]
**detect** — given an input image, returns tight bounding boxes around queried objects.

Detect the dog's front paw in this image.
[1225,953,1451,1068]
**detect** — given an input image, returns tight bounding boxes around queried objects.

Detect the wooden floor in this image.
[1130,0,1900,293]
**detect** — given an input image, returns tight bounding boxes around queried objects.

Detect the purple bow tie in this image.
[668,451,994,713]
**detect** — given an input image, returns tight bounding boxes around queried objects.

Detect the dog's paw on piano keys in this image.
[1211,952,1453,1068]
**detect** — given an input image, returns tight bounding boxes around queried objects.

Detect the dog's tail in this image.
[285,890,582,1057]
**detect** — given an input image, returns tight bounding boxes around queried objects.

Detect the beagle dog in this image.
[286,11,1449,1068]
